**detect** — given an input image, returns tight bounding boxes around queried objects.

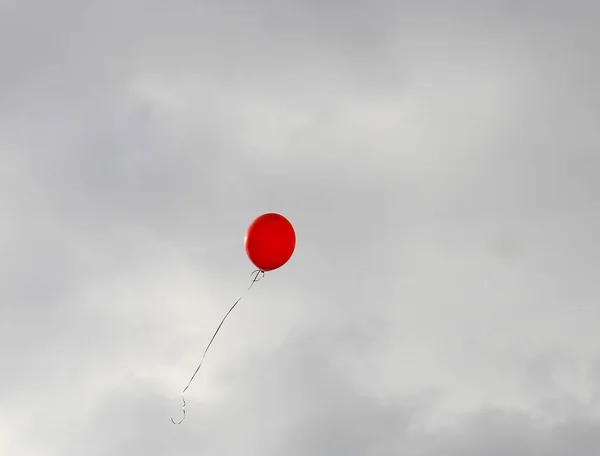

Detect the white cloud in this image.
[1,1,599,455]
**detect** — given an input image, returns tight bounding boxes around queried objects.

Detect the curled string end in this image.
[171,395,187,425]
[171,416,184,425]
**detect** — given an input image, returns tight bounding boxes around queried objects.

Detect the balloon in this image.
[244,213,296,271]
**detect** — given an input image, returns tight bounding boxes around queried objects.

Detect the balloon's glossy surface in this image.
[244,213,296,271]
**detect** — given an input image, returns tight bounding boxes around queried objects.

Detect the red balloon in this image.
[244,213,296,272]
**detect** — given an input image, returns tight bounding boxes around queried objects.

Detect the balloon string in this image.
[171,269,265,424]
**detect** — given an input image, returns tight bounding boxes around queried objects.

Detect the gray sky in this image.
[1,1,600,455]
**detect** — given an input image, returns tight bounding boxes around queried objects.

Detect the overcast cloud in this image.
[1,1,600,455]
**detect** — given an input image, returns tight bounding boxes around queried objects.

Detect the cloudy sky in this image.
[2,1,600,454]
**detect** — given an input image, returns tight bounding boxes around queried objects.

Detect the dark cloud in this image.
[19,334,600,456]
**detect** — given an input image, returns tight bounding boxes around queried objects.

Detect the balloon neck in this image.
[250,269,266,283]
